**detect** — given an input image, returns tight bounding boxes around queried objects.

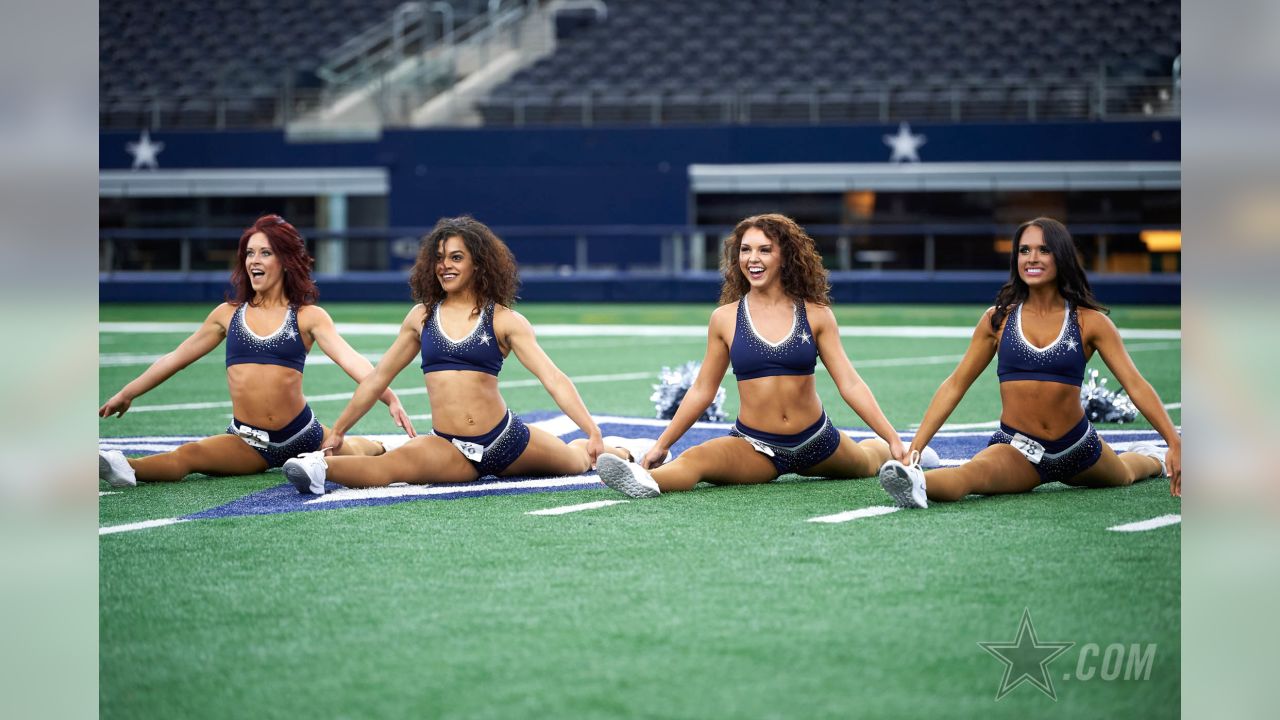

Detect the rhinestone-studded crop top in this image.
[730,296,817,381]
[224,304,307,373]
[421,302,504,376]
[996,302,1085,386]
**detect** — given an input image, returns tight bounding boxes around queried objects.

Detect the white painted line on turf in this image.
[527,499,628,516]
[305,474,599,503]
[1108,514,1181,532]
[100,321,1181,341]
[99,518,187,535]
[99,491,120,496]
[808,505,901,523]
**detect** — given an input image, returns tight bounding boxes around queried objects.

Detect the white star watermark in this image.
[126,129,164,170]
[883,121,926,163]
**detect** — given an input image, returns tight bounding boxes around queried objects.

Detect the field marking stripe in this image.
[305,474,600,503]
[526,499,628,516]
[99,322,1182,341]
[1108,514,1181,532]
[99,491,120,496]
[808,505,901,523]
[99,517,186,535]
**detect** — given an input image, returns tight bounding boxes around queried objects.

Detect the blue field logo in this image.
[100,413,1166,531]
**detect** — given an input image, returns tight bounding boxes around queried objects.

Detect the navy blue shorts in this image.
[988,415,1103,484]
[432,410,531,477]
[729,412,844,476]
[226,405,324,469]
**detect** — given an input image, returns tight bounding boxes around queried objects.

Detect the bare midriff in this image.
[425,370,507,435]
[736,374,823,433]
[226,364,306,429]
[999,380,1085,438]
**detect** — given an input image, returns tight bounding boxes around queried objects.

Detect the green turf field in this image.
[99,303,1181,718]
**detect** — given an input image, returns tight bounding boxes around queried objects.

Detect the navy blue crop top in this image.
[225,304,307,373]
[730,296,817,381]
[421,302,504,376]
[996,302,1085,386]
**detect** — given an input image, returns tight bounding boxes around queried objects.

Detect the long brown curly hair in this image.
[409,216,519,319]
[227,214,318,307]
[719,213,831,305]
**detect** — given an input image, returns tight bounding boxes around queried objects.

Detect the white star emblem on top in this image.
[478,332,491,345]
[284,328,298,341]
[1065,338,1078,352]
[883,121,926,163]
[799,331,811,344]
[126,129,164,170]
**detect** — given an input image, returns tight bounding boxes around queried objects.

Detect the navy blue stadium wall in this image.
[100,121,1180,303]
[101,121,1180,227]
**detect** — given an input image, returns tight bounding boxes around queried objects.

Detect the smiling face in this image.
[436,235,476,294]
[244,232,282,294]
[1017,225,1058,287]
[738,227,781,289]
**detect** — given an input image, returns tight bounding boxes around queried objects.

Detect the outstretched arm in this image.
[1087,310,1182,496]
[98,305,229,418]
[304,306,416,437]
[640,306,733,469]
[502,310,609,464]
[811,305,905,462]
[907,308,1000,455]
[323,307,423,453]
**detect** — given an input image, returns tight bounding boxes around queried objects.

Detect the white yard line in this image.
[526,500,628,516]
[1108,514,1181,532]
[99,491,120,496]
[305,474,599,503]
[808,506,901,523]
[99,517,186,535]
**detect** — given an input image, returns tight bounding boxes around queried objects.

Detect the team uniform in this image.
[223,303,324,467]
[421,302,530,476]
[727,296,843,475]
[990,301,1101,483]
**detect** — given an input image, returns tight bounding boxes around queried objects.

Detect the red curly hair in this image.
[719,213,831,305]
[228,214,318,307]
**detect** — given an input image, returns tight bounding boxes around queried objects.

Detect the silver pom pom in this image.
[650,361,726,422]
[1079,369,1138,423]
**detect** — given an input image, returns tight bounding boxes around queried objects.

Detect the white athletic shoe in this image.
[595,453,661,499]
[602,436,672,465]
[879,450,928,509]
[98,450,137,488]
[918,445,941,470]
[1127,443,1168,477]
[283,451,328,495]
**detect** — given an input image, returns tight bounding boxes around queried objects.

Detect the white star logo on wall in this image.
[883,122,926,163]
[127,129,164,170]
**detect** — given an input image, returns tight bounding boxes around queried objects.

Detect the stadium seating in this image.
[101,0,1180,129]
[477,0,1180,126]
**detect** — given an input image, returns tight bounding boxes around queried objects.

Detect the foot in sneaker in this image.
[918,445,941,469]
[595,453,661,498]
[602,436,671,465]
[879,459,928,509]
[283,452,329,495]
[1126,443,1168,477]
[98,450,137,488]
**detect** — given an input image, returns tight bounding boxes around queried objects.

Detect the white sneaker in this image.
[283,451,328,495]
[918,445,941,469]
[1127,443,1168,477]
[879,452,928,509]
[602,436,672,465]
[595,453,661,499]
[98,450,137,488]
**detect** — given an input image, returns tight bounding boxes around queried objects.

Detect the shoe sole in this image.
[99,452,136,488]
[879,464,924,509]
[283,462,322,495]
[596,455,659,499]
